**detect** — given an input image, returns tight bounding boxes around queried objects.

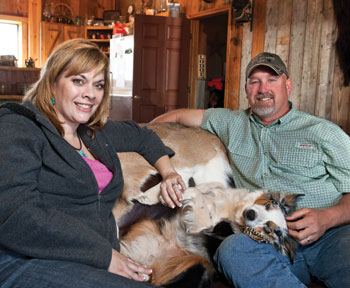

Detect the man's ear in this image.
[286,78,292,95]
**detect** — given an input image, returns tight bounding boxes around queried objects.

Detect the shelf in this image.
[88,39,110,43]
[85,26,113,30]
[0,95,24,100]
[85,26,113,55]
[0,66,40,71]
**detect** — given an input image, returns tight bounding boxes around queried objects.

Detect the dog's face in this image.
[241,191,301,263]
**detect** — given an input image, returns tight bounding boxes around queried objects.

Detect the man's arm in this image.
[151,109,206,127]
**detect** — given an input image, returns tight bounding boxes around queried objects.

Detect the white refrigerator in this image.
[109,35,134,120]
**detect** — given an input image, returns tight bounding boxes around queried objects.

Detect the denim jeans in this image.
[214,225,350,288]
[0,249,158,288]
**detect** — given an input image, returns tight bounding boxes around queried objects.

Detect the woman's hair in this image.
[23,38,110,136]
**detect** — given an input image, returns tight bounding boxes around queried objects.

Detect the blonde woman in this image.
[0,39,185,288]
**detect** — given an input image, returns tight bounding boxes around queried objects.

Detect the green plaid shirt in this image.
[201,103,350,209]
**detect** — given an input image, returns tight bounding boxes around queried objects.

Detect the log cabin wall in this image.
[240,0,350,134]
[0,0,28,17]
[181,0,350,134]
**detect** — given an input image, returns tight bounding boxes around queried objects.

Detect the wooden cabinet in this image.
[0,66,40,103]
[40,22,84,66]
[84,26,113,55]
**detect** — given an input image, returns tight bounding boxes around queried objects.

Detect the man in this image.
[152,52,350,287]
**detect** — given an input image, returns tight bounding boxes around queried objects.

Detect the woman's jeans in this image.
[0,249,158,288]
[214,225,350,288]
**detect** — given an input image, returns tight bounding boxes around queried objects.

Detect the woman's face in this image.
[53,68,105,131]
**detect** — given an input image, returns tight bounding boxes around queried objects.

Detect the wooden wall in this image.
[118,0,186,16]
[181,0,350,134]
[0,0,28,17]
[0,0,114,20]
[237,0,350,132]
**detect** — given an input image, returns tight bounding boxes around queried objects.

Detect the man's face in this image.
[246,66,292,125]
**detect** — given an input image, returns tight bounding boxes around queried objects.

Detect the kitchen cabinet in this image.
[40,22,84,66]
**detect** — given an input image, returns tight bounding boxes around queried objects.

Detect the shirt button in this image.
[264,173,268,177]
[264,152,268,155]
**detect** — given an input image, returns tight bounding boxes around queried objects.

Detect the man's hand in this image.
[286,208,331,245]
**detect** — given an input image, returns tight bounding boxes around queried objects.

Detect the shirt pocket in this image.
[276,145,322,168]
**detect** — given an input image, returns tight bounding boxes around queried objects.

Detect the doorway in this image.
[196,13,228,109]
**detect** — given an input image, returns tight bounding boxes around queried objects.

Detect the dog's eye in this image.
[265,203,271,210]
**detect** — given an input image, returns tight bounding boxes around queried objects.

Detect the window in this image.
[0,15,28,67]
[0,23,20,59]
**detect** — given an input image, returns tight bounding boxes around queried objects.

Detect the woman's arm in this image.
[0,118,112,269]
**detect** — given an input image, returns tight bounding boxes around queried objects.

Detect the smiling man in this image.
[151,52,350,288]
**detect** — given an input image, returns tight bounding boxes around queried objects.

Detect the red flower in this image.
[208,78,223,91]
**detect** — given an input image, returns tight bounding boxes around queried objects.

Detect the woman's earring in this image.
[51,98,55,105]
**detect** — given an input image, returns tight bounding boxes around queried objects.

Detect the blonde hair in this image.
[23,38,110,136]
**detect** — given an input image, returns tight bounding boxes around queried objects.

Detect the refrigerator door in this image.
[109,35,134,97]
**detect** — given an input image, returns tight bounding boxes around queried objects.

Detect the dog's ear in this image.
[279,194,304,216]
[276,233,297,264]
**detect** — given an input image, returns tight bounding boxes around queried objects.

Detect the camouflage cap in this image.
[246,52,289,80]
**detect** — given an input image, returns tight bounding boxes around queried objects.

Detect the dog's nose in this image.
[244,209,256,221]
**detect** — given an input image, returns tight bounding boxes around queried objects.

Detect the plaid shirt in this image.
[201,103,350,209]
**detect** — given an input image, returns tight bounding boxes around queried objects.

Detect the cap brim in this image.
[246,63,282,80]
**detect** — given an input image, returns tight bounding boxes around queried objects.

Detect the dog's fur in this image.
[114,123,299,287]
[113,122,233,225]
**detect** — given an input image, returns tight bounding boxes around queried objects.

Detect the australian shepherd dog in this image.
[114,123,299,287]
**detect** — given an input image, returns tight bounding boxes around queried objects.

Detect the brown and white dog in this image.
[114,123,299,287]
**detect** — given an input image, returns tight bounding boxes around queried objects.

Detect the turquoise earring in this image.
[51,98,55,105]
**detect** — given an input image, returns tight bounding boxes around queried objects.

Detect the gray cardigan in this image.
[0,102,173,269]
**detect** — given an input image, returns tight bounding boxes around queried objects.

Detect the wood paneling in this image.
[288,0,307,109]
[0,0,28,17]
[251,0,266,57]
[185,0,231,18]
[28,0,41,68]
[225,16,243,110]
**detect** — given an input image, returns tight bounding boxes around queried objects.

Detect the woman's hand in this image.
[108,249,152,281]
[160,171,186,208]
[154,155,186,208]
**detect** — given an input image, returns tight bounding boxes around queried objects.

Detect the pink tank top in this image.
[82,157,113,194]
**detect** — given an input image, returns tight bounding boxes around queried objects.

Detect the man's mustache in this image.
[255,93,274,100]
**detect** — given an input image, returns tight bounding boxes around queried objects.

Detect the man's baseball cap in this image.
[246,52,289,80]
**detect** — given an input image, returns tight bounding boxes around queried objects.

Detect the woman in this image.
[0,39,185,287]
